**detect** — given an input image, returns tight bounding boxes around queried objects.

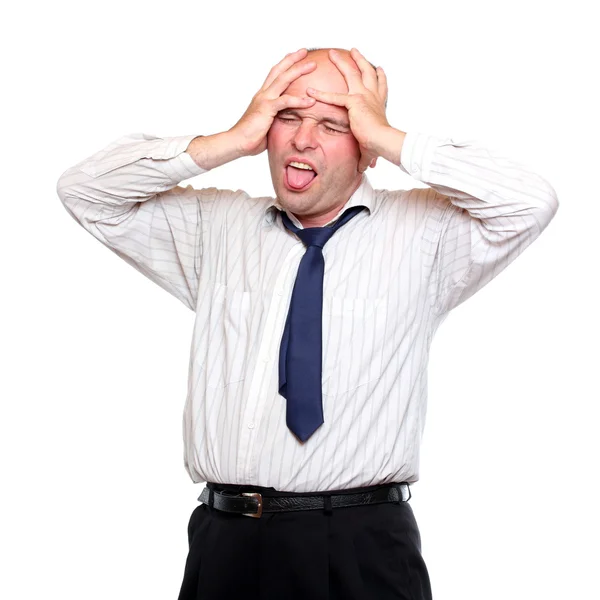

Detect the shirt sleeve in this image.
[56,132,220,312]
[400,131,560,316]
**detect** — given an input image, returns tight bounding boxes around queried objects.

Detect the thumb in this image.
[358,152,371,174]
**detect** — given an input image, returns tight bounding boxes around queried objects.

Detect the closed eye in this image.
[277,116,345,134]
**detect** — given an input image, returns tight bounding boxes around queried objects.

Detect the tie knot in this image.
[280,205,365,249]
[295,226,335,249]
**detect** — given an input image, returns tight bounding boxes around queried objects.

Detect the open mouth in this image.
[284,165,318,191]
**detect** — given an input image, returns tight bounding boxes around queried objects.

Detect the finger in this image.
[358,148,374,173]
[272,94,316,113]
[328,49,364,93]
[350,48,378,93]
[261,48,307,91]
[260,48,308,91]
[267,60,317,98]
[306,87,349,107]
[359,156,372,173]
[376,66,388,105]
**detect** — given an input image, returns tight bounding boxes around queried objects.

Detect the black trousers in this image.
[177,482,433,600]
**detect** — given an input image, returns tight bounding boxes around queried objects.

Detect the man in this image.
[56,47,559,600]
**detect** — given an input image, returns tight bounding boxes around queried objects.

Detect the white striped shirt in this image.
[56,130,559,493]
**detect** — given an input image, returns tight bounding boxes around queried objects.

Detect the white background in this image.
[2,0,598,598]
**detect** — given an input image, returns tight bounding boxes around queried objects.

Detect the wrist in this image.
[369,126,406,167]
[185,130,246,170]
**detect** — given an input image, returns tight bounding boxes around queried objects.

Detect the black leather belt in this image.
[198,482,411,519]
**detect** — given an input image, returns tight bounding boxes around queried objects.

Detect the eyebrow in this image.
[278,109,350,129]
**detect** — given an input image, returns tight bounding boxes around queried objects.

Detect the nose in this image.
[292,121,318,152]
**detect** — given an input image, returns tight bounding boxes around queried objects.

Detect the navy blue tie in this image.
[278,205,365,442]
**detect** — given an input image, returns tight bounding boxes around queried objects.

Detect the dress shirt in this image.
[56,130,559,493]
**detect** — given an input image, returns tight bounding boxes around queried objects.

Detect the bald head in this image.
[287,47,387,108]
[307,47,378,71]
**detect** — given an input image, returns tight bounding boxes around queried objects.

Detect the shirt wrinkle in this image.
[56,130,559,492]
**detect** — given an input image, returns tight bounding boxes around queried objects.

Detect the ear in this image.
[369,157,378,169]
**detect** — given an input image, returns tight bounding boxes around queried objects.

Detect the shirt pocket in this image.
[200,282,253,388]
[321,295,388,396]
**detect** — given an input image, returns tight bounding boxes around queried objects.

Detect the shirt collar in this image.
[265,173,375,228]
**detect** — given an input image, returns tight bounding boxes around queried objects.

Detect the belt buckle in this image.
[241,492,263,518]
[401,484,412,502]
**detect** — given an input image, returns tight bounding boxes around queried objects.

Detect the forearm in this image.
[399,131,559,226]
[185,130,247,171]
[57,133,203,209]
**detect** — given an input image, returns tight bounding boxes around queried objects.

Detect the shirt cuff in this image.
[171,138,208,180]
[150,134,208,180]
[399,131,437,181]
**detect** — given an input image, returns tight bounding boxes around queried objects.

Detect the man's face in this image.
[267,50,363,225]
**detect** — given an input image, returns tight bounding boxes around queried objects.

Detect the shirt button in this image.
[263,356,270,363]
[276,289,283,296]
[412,165,420,174]
[248,422,255,429]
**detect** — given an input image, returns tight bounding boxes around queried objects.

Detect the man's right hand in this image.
[229,48,318,156]
[186,49,317,171]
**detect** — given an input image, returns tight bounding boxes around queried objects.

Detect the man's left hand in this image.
[306,48,390,173]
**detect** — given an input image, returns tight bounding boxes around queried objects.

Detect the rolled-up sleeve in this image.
[56,133,217,312]
[401,131,559,315]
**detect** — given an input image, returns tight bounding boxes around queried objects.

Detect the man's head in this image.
[267,47,378,227]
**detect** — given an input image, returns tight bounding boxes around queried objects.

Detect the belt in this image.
[198,482,412,519]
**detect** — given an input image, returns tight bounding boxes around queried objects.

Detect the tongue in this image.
[287,165,316,189]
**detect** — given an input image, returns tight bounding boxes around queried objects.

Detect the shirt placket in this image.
[237,241,305,483]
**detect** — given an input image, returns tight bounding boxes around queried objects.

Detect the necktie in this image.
[278,205,365,442]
